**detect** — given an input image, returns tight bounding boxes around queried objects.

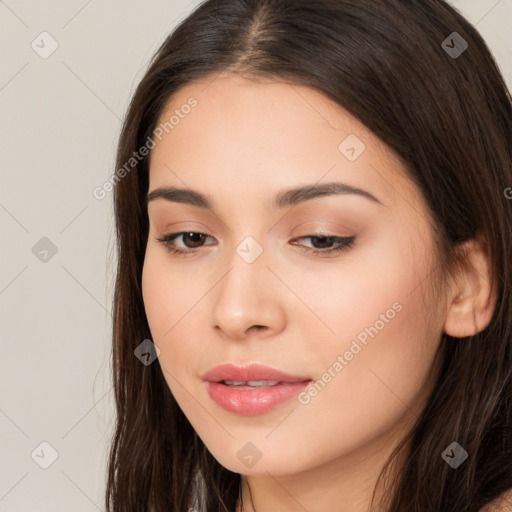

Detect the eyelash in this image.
[155,232,356,257]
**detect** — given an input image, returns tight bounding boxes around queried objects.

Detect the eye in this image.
[155,231,216,257]
[290,234,356,256]
[156,231,355,257]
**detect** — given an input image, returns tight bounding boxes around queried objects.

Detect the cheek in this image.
[141,247,200,339]
[290,225,434,359]
[141,249,208,389]
[142,251,169,339]
[291,229,440,424]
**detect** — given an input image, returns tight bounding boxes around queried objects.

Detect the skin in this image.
[141,72,496,512]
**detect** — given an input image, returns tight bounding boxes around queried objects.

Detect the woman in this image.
[105,0,512,510]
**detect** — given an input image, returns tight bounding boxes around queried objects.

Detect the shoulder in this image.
[478,489,512,512]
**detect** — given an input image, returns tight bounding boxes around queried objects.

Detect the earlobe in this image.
[443,238,497,338]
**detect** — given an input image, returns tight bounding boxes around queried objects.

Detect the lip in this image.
[202,363,312,416]
[201,363,311,383]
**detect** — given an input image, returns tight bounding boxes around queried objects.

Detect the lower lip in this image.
[205,381,311,415]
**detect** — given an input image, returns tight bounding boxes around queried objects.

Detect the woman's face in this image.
[142,72,448,476]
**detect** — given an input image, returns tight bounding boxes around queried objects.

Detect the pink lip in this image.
[202,363,312,416]
[201,363,311,383]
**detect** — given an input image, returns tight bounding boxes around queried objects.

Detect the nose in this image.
[210,242,286,341]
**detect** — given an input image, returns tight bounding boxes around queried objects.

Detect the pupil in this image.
[312,236,332,249]
[185,232,204,248]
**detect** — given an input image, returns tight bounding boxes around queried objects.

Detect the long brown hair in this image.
[106,1,512,510]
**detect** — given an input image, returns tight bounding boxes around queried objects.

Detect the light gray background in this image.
[0,1,510,510]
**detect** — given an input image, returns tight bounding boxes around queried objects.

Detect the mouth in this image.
[201,363,312,415]
[219,380,305,389]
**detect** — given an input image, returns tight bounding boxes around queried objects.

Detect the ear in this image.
[443,237,498,338]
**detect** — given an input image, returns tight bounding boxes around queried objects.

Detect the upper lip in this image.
[201,363,312,383]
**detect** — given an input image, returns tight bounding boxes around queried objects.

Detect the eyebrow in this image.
[145,182,384,209]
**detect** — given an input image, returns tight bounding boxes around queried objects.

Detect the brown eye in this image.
[180,232,207,248]
[291,235,356,255]
[156,231,216,256]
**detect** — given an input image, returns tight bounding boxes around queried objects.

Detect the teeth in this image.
[223,380,280,387]
[247,380,280,386]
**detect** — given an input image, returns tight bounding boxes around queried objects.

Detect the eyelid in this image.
[156,220,212,232]
[291,218,353,232]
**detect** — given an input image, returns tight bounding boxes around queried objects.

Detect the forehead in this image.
[148,72,425,217]
[154,72,380,157]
